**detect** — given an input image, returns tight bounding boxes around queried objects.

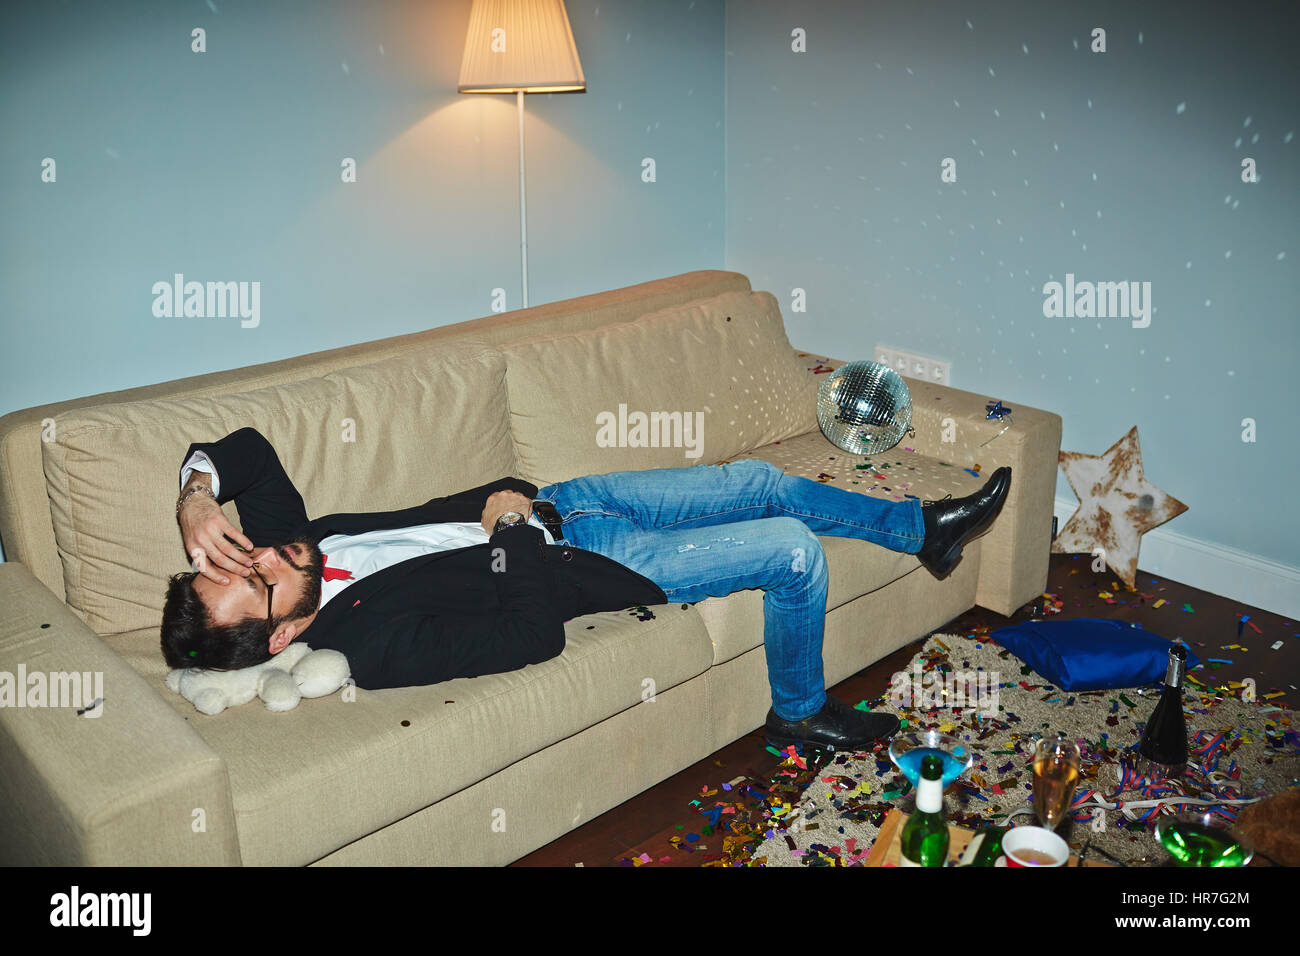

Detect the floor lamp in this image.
[458,0,586,310]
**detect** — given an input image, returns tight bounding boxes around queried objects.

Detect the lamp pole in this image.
[517,89,529,309]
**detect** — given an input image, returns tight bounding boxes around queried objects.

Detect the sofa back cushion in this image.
[42,342,515,636]
[500,290,816,485]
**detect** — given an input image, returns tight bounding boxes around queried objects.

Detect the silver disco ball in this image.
[816,361,913,455]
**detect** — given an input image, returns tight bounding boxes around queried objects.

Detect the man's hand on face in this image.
[179,483,256,585]
[482,490,533,535]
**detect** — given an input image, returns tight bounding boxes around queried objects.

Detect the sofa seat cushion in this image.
[109,601,713,866]
[501,290,816,485]
[41,342,517,636]
[733,427,989,505]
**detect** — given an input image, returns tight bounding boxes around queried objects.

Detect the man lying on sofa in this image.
[161,427,1009,751]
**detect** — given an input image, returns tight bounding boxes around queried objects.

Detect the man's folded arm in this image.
[359,525,565,690]
[391,476,540,528]
[439,476,540,506]
[320,475,540,536]
[181,427,310,543]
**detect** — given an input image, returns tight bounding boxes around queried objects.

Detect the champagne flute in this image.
[1032,734,1080,831]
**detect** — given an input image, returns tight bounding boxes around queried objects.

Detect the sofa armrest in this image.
[0,562,241,864]
[795,350,1062,616]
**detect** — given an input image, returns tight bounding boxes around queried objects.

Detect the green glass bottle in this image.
[899,753,949,866]
[958,825,1008,867]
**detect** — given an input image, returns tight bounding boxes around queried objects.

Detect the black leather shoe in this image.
[916,466,1012,577]
[765,695,901,752]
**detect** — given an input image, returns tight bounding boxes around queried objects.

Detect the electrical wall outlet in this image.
[873,345,952,386]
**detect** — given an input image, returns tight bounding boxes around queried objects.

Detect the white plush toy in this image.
[165,643,351,716]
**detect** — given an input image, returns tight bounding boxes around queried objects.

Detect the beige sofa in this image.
[0,270,1061,866]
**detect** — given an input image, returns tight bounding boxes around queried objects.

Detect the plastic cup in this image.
[1002,825,1069,867]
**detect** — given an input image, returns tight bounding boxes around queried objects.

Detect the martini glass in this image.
[889,730,975,790]
[1155,810,1254,867]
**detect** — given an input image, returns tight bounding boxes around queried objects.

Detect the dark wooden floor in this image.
[513,552,1297,866]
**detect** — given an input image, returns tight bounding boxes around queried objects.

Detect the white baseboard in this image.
[1053,497,1300,621]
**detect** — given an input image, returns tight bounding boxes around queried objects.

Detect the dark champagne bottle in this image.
[1136,644,1188,778]
[899,753,949,866]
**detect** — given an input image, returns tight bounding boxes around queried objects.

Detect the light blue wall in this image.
[0,0,724,561]
[4,0,1297,576]
[725,0,1299,568]
[0,0,725,415]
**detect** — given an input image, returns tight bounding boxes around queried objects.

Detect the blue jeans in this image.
[535,459,924,721]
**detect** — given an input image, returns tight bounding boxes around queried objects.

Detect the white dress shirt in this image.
[180,451,553,609]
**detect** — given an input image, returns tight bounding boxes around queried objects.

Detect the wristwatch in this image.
[492,511,527,534]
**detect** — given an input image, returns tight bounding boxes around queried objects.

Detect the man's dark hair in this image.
[161,571,275,671]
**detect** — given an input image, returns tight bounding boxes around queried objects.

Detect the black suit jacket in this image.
[184,428,666,690]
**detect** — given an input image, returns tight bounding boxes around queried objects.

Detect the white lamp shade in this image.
[458,0,586,93]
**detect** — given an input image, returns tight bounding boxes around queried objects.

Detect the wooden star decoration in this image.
[1052,425,1188,588]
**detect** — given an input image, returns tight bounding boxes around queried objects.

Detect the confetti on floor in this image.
[677,634,1296,867]
[642,554,1296,868]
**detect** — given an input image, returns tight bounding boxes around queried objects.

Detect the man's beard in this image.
[271,539,323,624]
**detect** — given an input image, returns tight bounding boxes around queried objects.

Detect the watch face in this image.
[495,512,525,531]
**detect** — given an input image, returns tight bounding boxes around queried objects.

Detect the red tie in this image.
[321,553,354,581]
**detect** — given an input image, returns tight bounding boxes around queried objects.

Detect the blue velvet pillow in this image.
[988,618,1201,691]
